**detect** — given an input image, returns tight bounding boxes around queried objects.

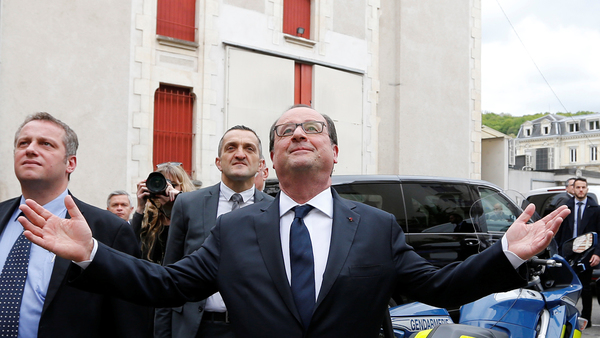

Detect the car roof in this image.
[525,185,600,197]
[329,174,501,188]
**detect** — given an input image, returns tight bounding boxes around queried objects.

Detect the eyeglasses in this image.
[273,121,326,137]
[156,162,182,169]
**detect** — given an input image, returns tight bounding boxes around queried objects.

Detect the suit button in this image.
[198,306,203,312]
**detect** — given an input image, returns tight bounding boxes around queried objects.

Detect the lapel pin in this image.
[348,217,353,222]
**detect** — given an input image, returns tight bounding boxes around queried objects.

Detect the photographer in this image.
[132,162,195,263]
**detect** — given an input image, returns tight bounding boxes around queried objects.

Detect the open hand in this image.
[19,195,94,262]
[506,204,570,260]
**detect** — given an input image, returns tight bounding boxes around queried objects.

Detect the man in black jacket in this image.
[0,112,151,337]
[554,177,600,326]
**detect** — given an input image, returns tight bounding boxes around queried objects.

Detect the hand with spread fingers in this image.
[506,204,570,260]
[19,195,94,262]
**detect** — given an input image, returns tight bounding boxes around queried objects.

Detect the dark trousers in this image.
[196,313,235,338]
[579,268,593,321]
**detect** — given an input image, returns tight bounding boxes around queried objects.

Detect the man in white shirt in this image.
[19,105,571,337]
[154,125,273,338]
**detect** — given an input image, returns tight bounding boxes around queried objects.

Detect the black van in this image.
[265,175,522,268]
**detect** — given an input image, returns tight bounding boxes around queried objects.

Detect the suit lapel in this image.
[203,184,220,234]
[42,195,80,315]
[254,196,301,322]
[316,192,359,306]
[0,198,20,236]
[581,201,598,235]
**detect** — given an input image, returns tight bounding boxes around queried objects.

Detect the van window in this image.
[332,183,407,232]
[401,183,475,233]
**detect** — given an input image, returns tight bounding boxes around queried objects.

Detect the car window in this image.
[401,183,475,234]
[474,188,520,232]
[331,183,407,232]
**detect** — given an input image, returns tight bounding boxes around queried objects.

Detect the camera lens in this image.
[146,172,168,194]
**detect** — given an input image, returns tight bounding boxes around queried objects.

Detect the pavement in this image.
[579,296,600,337]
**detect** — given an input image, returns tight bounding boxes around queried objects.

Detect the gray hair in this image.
[14,112,79,159]
[107,190,132,208]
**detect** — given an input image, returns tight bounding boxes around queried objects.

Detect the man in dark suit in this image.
[550,177,576,212]
[20,106,571,337]
[554,177,600,325]
[0,112,151,337]
[154,125,273,338]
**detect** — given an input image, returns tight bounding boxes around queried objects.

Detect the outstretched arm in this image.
[19,195,94,262]
[506,204,570,260]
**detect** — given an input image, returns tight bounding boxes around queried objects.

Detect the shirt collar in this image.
[17,188,69,221]
[279,187,333,218]
[219,181,255,202]
[576,197,588,205]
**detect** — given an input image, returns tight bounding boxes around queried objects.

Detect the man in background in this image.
[154,125,274,338]
[555,177,600,327]
[106,190,134,222]
[254,155,269,192]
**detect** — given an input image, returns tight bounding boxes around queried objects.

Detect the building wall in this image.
[378,0,481,179]
[0,0,134,206]
[482,137,508,189]
[0,0,482,208]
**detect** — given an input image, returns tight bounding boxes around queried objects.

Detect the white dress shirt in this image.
[279,188,333,300]
[204,183,255,312]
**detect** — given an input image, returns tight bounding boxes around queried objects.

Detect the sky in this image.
[481,0,600,116]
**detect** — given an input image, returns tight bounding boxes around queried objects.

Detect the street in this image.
[580,296,600,337]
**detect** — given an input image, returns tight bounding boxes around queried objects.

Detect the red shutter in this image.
[156,0,196,42]
[294,63,312,105]
[153,85,194,175]
[283,0,311,38]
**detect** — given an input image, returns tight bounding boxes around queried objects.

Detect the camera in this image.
[146,172,170,197]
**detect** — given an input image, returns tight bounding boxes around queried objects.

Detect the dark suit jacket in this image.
[555,196,600,256]
[154,183,273,338]
[0,194,152,338]
[72,190,525,338]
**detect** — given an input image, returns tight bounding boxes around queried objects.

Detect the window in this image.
[294,63,312,105]
[542,126,549,135]
[524,127,532,137]
[591,145,598,162]
[283,0,311,38]
[568,122,580,133]
[589,120,600,131]
[153,85,194,174]
[570,147,578,163]
[157,0,196,42]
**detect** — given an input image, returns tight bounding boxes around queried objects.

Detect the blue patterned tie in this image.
[0,214,32,337]
[290,204,315,329]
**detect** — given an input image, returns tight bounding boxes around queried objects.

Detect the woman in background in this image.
[132,162,195,263]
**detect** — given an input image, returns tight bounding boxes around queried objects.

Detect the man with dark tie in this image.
[0,112,150,337]
[154,125,273,338]
[19,105,571,337]
[554,177,600,326]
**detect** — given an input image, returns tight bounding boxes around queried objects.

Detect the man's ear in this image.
[66,155,77,174]
[270,151,275,170]
[332,144,339,164]
[215,157,222,171]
